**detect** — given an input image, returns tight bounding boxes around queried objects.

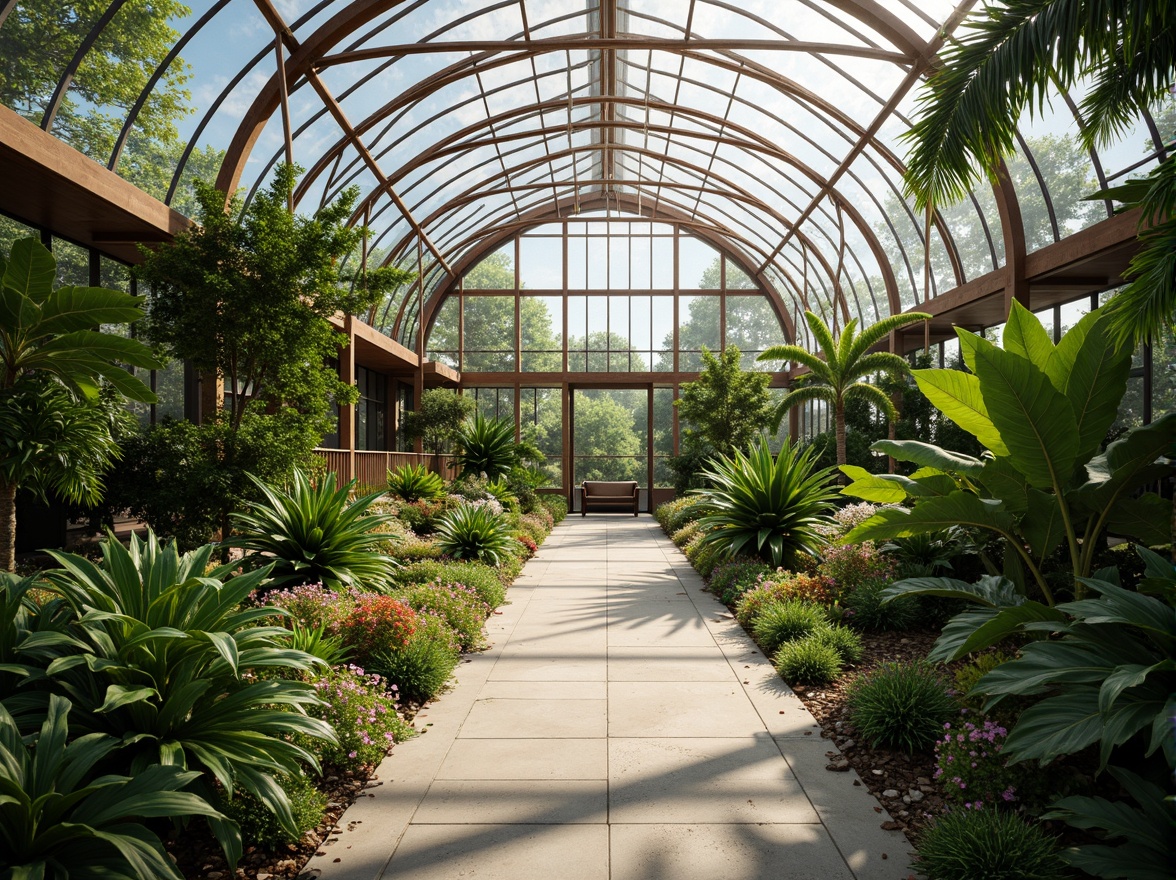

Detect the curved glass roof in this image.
[0,0,1167,350]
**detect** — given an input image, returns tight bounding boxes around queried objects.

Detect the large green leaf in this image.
[36,288,147,336]
[1000,687,1104,764]
[1002,299,1054,369]
[910,367,1009,455]
[1070,413,1176,513]
[846,491,1017,543]
[880,574,1024,607]
[962,330,1079,490]
[1021,489,1066,562]
[839,466,907,503]
[1045,308,1132,467]
[2,238,55,307]
[1104,493,1172,546]
[976,455,1029,513]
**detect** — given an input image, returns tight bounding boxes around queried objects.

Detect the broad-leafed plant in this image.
[227,467,400,592]
[0,695,224,880]
[692,437,839,569]
[454,414,519,479]
[42,532,335,864]
[841,303,1175,659]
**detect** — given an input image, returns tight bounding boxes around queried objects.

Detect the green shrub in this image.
[693,438,838,568]
[734,573,835,626]
[224,772,327,850]
[664,495,709,533]
[811,624,863,664]
[953,652,1013,712]
[369,614,461,704]
[655,497,688,529]
[934,718,1039,809]
[913,809,1065,880]
[399,579,490,652]
[672,521,702,547]
[843,577,920,631]
[387,464,445,502]
[684,533,722,577]
[395,536,445,562]
[394,560,507,610]
[396,498,445,534]
[751,599,828,652]
[538,494,567,524]
[817,541,895,593]
[227,467,400,592]
[262,582,357,631]
[708,559,773,604]
[516,513,550,544]
[846,662,958,753]
[434,503,516,565]
[774,636,842,685]
[337,596,417,664]
[303,665,414,766]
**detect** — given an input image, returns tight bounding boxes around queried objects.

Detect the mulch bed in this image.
[791,629,947,844]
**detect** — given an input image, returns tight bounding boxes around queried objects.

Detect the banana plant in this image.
[41,531,335,865]
[0,694,224,880]
[839,303,1176,659]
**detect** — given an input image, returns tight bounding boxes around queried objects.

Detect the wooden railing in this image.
[314,448,456,489]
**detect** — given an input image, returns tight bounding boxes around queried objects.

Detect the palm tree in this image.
[901,0,1174,346]
[758,311,930,471]
[0,237,157,569]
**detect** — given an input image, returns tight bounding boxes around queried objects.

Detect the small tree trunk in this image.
[835,399,847,483]
[0,479,17,572]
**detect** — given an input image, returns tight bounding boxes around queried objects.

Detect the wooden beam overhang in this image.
[0,105,191,263]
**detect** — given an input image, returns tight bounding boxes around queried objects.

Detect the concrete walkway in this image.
[317,516,906,880]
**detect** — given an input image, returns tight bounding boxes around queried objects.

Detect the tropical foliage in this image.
[0,237,158,570]
[387,463,445,502]
[901,0,1175,345]
[453,414,520,479]
[0,695,223,880]
[758,310,930,468]
[692,438,839,568]
[842,303,1176,659]
[227,468,400,593]
[434,503,517,566]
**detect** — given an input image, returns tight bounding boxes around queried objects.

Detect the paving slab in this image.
[317,515,904,880]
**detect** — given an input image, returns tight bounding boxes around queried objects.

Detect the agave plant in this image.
[0,695,224,880]
[692,437,839,569]
[454,414,519,479]
[227,467,400,592]
[43,532,335,864]
[434,504,516,566]
[387,463,445,502]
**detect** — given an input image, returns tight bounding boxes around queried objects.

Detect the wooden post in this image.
[339,316,357,482]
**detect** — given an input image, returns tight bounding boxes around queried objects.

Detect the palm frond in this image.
[803,311,840,370]
[758,345,831,382]
[849,312,930,363]
[1079,21,1176,150]
[846,351,913,383]
[844,381,900,422]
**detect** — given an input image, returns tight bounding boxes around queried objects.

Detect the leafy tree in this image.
[759,311,930,470]
[133,164,411,542]
[675,346,775,458]
[0,238,156,569]
[901,0,1175,346]
[572,392,643,482]
[402,388,476,458]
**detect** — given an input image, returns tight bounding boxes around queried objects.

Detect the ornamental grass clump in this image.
[913,808,1066,880]
[774,636,842,685]
[399,579,490,651]
[843,577,920,632]
[693,438,839,569]
[302,664,414,766]
[810,624,863,664]
[751,599,828,653]
[847,661,958,753]
[338,595,417,664]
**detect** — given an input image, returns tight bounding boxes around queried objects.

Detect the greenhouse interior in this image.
[0,2,1173,880]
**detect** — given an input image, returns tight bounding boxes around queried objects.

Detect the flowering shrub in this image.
[830,502,879,535]
[708,559,773,604]
[399,579,490,651]
[339,596,417,662]
[304,665,414,766]
[515,534,538,556]
[934,719,1023,809]
[817,541,895,595]
[735,572,837,626]
[397,499,445,534]
[263,582,358,631]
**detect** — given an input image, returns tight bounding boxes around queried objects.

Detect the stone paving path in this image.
[318,515,905,880]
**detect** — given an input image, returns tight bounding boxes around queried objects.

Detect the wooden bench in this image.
[580,480,639,516]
